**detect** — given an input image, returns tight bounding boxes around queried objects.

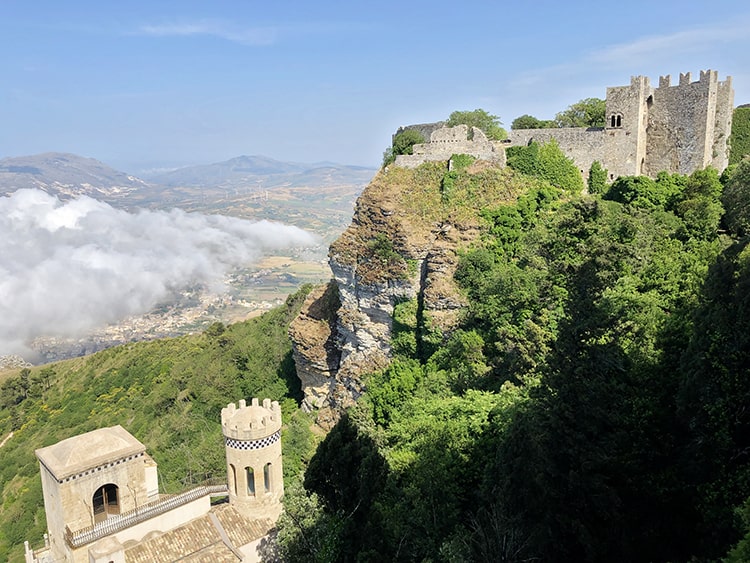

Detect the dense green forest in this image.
[3,140,750,562]
[277,155,750,562]
[0,289,318,563]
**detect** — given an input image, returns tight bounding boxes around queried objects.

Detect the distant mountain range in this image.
[141,154,375,189]
[0,152,376,207]
[0,152,151,205]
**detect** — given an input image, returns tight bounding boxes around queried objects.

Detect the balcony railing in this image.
[64,482,228,548]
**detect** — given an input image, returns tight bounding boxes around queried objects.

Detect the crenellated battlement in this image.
[221,398,282,441]
[503,69,733,179]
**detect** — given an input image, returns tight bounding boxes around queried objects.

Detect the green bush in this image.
[730,107,750,165]
[383,129,425,166]
[588,161,609,194]
[445,109,507,140]
[507,140,583,193]
[723,157,750,236]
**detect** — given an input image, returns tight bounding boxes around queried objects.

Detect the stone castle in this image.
[25,398,283,563]
[396,69,735,178]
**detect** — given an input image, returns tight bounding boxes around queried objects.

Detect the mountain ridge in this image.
[0,152,376,206]
[0,152,152,205]
[141,154,375,189]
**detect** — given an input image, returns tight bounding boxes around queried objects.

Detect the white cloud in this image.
[510,17,750,94]
[588,20,750,67]
[138,20,278,46]
[0,189,316,357]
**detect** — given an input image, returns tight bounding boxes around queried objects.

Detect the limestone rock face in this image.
[288,282,342,413]
[290,165,485,427]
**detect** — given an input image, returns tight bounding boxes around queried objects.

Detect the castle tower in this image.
[221,398,284,521]
[644,70,734,176]
[603,74,653,178]
[34,425,159,562]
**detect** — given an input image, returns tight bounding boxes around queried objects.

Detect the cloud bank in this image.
[0,189,316,358]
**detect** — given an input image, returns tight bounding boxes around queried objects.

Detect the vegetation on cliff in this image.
[0,287,318,563]
[279,157,750,562]
[730,106,750,165]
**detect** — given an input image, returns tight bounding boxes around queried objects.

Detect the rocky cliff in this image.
[289,160,530,427]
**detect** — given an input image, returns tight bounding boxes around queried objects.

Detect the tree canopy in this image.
[555,97,606,128]
[445,108,507,140]
[382,129,425,166]
[278,159,750,562]
[511,114,554,129]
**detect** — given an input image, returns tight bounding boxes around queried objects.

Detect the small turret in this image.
[222,398,284,521]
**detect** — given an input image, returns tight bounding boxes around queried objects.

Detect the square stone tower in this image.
[34,425,158,562]
[603,75,653,177]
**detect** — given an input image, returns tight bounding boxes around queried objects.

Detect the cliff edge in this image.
[289,160,531,427]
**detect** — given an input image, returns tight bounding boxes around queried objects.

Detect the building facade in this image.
[397,70,734,179]
[26,398,282,563]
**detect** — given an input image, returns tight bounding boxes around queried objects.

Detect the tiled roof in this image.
[123,503,273,562]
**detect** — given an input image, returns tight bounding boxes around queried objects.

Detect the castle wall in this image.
[394,122,445,144]
[506,127,607,177]
[503,70,733,180]
[395,125,505,168]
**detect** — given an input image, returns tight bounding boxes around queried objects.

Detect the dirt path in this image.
[0,431,14,449]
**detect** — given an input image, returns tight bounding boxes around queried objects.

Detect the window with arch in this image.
[92,483,119,523]
[229,464,237,495]
[246,467,255,496]
[263,462,272,493]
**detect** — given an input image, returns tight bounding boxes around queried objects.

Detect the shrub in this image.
[730,107,750,165]
[383,129,425,166]
[588,161,608,195]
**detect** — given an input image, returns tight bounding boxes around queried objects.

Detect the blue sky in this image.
[2,0,749,170]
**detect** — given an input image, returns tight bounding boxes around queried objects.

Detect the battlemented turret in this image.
[221,398,284,521]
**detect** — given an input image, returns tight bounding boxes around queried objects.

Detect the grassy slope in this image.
[0,287,315,563]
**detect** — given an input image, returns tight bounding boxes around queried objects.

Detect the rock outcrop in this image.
[290,160,527,427]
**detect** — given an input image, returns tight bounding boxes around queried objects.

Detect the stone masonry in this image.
[508,69,734,179]
[396,70,734,179]
[395,124,506,168]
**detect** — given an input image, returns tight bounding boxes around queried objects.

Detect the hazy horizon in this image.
[2,1,749,169]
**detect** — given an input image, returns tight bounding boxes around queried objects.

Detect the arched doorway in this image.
[92,484,120,523]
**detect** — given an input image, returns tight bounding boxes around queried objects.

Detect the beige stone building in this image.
[396,70,734,179]
[25,398,283,563]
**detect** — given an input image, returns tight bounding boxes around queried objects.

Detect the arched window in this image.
[611,115,616,127]
[264,463,272,493]
[246,467,255,496]
[92,484,119,523]
[616,115,622,127]
[229,464,237,495]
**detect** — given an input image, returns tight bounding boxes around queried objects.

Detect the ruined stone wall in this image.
[394,122,445,143]
[395,125,505,168]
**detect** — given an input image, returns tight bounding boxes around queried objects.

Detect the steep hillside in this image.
[279,157,750,562]
[289,160,550,426]
[0,288,317,563]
